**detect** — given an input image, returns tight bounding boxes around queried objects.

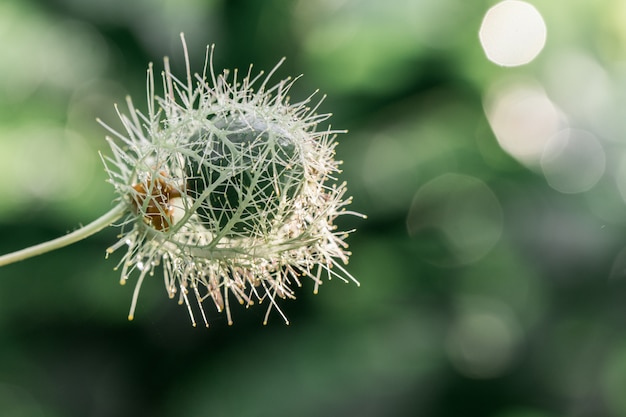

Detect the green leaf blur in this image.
[1,0,625,416]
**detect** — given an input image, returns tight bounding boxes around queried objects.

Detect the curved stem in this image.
[0,203,127,267]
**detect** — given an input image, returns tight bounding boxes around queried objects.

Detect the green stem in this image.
[0,203,127,267]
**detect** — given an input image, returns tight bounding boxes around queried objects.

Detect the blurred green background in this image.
[2,0,626,416]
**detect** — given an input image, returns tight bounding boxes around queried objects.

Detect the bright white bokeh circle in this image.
[479,1,547,67]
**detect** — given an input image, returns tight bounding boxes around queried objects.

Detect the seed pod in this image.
[98,36,363,327]
[185,115,305,237]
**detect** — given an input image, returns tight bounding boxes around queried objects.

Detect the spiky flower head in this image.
[98,34,362,327]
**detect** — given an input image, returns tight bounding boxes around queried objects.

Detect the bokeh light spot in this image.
[544,50,612,125]
[541,129,605,194]
[485,81,566,167]
[407,173,502,267]
[446,297,523,379]
[479,0,547,67]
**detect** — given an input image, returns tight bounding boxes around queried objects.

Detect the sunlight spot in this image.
[479,1,547,67]
[484,81,567,168]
